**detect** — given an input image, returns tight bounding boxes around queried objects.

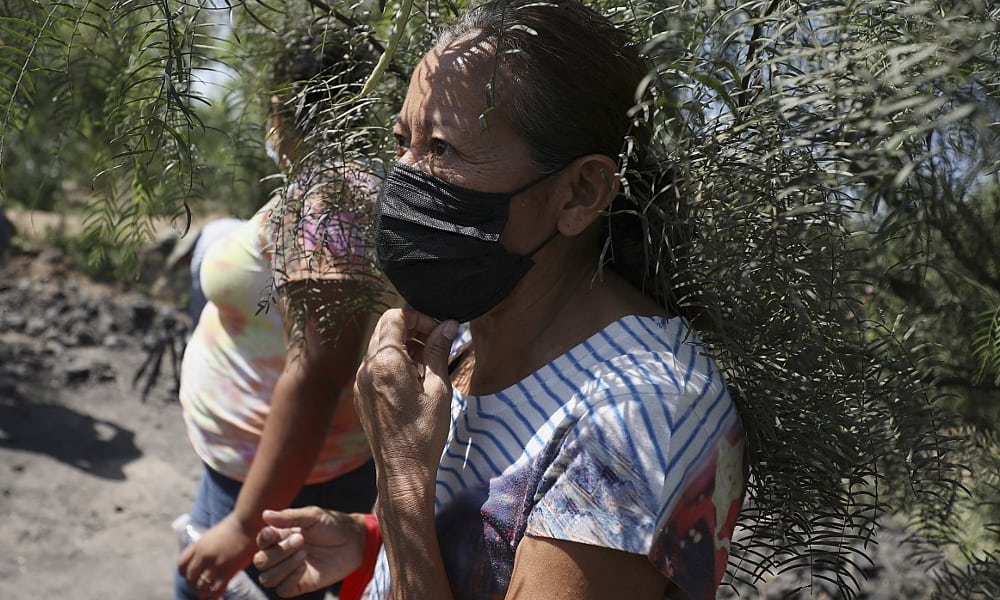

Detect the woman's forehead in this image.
[434,30,496,69]
[416,34,497,93]
[402,36,508,129]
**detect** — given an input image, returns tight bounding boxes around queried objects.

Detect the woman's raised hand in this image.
[253,507,365,598]
[353,307,459,480]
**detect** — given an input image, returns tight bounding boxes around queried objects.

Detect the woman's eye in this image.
[430,138,451,158]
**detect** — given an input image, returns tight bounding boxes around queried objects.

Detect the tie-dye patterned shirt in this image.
[364,315,746,600]
[179,177,373,484]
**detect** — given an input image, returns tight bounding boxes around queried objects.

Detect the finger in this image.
[194,569,217,599]
[208,576,228,600]
[422,319,459,385]
[177,543,194,572]
[401,307,451,367]
[275,560,310,598]
[366,308,404,356]
[401,305,441,338]
[404,335,426,362]
[364,313,422,380]
[360,310,413,381]
[374,308,410,348]
[257,522,303,551]
[256,525,281,550]
[257,547,307,590]
[254,531,305,571]
[183,553,204,587]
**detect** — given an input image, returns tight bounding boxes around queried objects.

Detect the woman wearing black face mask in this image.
[253,2,746,600]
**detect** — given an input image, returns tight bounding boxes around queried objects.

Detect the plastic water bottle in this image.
[172,514,269,600]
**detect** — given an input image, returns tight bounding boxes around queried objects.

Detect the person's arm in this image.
[241,278,368,517]
[351,308,456,599]
[506,536,671,599]
[180,278,367,598]
[372,467,452,599]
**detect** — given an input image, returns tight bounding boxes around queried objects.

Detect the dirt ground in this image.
[0,247,202,599]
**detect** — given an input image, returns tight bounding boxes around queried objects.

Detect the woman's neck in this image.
[463,249,663,395]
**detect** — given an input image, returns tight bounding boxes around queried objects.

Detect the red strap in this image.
[339,514,381,600]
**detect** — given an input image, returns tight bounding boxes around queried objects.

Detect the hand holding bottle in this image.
[173,514,268,600]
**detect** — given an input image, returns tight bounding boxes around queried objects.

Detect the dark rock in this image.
[75,330,97,347]
[4,313,25,331]
[43,341,66,356]
[131,301,156,331]
[26,317,46,336]
[60,358,115,385]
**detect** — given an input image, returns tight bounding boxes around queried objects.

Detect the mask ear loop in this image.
[508,169,557,197]
[526,229,560,257]
[510,159,583,258]
[508,172,560,258]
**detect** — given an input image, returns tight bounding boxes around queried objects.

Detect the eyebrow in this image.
[394,111,471,136]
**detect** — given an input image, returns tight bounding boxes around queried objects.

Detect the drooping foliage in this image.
[2,0,998,597]
[606,1,1000,595]
[0,0,271,272]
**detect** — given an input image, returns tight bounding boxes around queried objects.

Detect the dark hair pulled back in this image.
[440,0,689,312]
[268,21,377,136]
[440,0,644,169]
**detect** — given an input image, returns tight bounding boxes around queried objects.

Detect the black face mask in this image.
[374,162,556,323]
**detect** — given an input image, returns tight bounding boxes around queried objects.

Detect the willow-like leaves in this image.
[1,0,998,597]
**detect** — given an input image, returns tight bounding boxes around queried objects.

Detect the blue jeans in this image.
[174,461,377,600]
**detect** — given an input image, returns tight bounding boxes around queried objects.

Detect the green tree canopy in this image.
[2,0,998,597]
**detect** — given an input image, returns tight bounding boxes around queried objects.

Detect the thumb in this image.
[422,320,459,385]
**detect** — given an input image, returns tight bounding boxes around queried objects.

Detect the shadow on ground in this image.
[0,357,142,480]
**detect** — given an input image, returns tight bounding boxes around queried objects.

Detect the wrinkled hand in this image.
[178,513,257,600]
[253,507,365,598]
[353,308,459,477]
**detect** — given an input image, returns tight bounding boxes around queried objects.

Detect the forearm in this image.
[231,371,338,532]
[233,278,365,533]
[376,468,453,600]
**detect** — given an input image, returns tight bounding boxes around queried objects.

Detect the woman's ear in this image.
[556,154,619,236]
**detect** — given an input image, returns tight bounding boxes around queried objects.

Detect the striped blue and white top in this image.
[364,315,745,600]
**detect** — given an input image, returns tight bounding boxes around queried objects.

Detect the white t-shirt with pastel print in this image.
[179,173,374,484]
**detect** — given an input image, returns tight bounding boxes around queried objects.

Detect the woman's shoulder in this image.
[571,314,690,366]
[569,315,727,400]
